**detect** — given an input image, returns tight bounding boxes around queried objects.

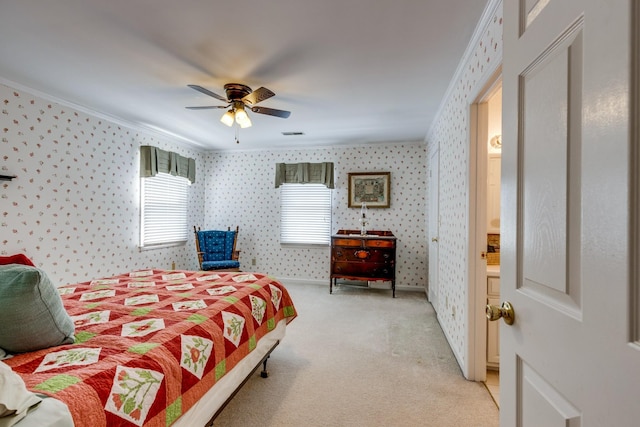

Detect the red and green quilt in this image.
[4,270,297,426]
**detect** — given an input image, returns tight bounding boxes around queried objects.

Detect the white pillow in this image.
[0,362,42,427]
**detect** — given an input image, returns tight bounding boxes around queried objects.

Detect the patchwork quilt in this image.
[4,270,297,427]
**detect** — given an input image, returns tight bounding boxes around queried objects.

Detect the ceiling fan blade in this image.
[187,84,228,102]
[185,105,228,110]
[242,87,275,105]
[251,106,291,118]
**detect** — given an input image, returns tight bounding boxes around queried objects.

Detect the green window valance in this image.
[275,162,334,189]
[140,145,196,184]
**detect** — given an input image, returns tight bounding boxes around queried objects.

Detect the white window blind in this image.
[280,183,332,245]
[140,173,189,247]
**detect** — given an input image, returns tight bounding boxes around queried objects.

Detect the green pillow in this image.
[0,265,75,353]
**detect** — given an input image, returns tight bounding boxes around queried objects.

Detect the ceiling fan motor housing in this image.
[224,83,252,102]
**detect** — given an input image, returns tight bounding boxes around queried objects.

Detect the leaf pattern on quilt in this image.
[105,366,163,427]
[57,287,76,295]
[180,335,213,379]
[250,295,267,324]
[222,311,245,347]
[269,284,282,310]
[121,319,165,338]
[35,348,101,373]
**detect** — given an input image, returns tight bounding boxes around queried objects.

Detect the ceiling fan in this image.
[186,83,291,129]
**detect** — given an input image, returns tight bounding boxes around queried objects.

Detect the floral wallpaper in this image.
[205,143,427,289]
[1,82,427,290]
[425,2,503,368]
[0,84,206,286]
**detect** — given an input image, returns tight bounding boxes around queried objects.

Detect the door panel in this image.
[519,358,581,427]
[520,22,582,317]
[502,0,639,425]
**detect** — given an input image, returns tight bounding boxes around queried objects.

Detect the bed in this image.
[1,268,297,427]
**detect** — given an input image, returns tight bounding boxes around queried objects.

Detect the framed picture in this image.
[348,172,390,208]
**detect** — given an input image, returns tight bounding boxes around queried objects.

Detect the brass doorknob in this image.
[486,301,515,325]
[431,237,439,242]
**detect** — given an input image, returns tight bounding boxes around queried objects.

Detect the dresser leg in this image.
[392,280,396,298]
[330,278,333,294]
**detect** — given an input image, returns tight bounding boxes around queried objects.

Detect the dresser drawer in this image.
[331,261,394,279]
[332,238,364,247]
[364,239,395,248]
[332,247,394,263]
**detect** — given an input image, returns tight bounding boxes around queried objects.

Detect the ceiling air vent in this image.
[281,132,304,136]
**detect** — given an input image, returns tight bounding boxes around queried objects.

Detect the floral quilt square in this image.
[206,286,237,296]
[180,335,213,379]
[127,281,156,288]
[105,366,163,426]
[222,311,245,347]
[90,279,119,286]
[80,289,116,301]
[232,274,258,283]
[172,300,207,311]
[129,270,154,277]
[166,283,194,291]
[269,284,283,310]
[250,296,266,324]
[121,319,165,338]
[124,294,160,306]
[35,347,101,373]
[161,272,187,281]
[196,274,221,281]
[71,310,110,327]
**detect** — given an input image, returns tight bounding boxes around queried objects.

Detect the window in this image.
[280,183,332,245]
[140,173,189,248]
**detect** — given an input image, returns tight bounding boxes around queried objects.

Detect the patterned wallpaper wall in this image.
[425,2,503,369]
[205,143,427,289]
[1,82,427,290]
[0,84,206,286]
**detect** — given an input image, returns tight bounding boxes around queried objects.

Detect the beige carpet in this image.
[213,281,499,427]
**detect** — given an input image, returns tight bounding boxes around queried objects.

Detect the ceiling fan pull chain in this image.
[235,124,240,144]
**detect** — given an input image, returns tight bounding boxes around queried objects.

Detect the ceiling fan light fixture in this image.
[234,106,252,128]
[220,110,235,127]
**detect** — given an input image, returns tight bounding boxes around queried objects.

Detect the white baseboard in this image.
[277,277,425,293]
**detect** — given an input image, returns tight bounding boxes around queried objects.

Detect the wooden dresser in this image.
[330,229,397,297]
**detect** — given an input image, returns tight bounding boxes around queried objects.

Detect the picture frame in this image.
[348,172,390,208]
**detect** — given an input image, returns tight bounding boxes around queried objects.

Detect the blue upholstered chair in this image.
[193,226,240,271]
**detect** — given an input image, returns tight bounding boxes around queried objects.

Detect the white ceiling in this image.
[0,0,488,151]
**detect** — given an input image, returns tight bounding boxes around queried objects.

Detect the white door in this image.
[428,148,439,310]
[500,0,640,425]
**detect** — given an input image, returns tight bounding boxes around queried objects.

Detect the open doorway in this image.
[468,71,501,405]
[484,82,501,407]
